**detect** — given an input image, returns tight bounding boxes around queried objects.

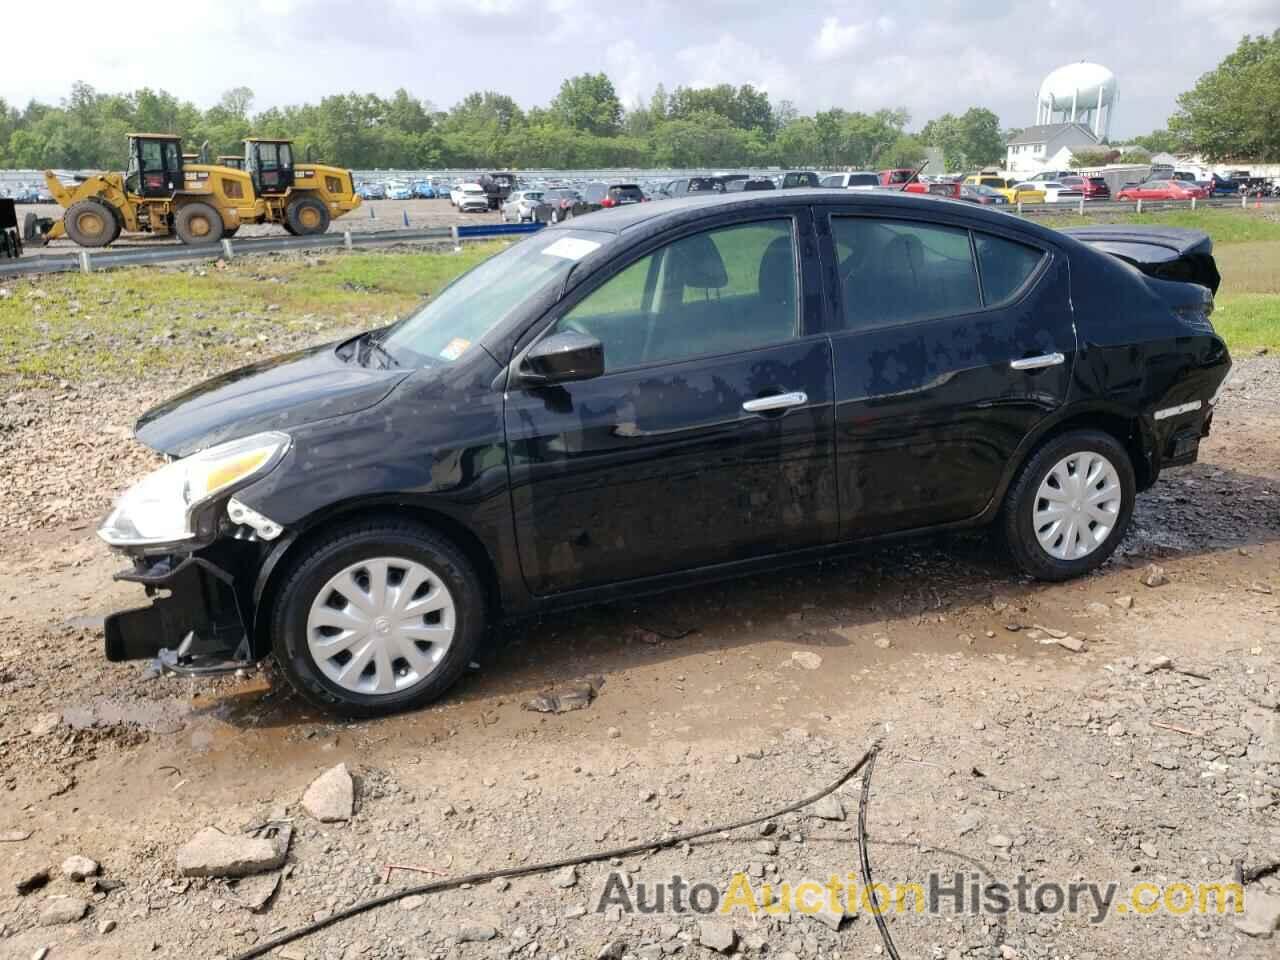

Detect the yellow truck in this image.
[241,138,361,235]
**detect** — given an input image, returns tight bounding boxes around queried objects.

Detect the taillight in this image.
[601,197,615,207]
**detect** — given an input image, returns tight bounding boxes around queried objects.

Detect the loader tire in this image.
[63,199,119,247]
[174,202,225,244]
[286,196,330,235]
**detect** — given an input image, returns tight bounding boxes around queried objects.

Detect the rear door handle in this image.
[1010,352,1065,371]
[742,391,808,413]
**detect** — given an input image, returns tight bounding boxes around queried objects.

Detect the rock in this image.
[1142,655,1173,674]
[302,763,355,822]
[0,830,31,843]
[553,865,578,889]
[1140,564,1168,587]
[32,949,50,960]
[1054,636,1086,652]
[27,713,61,737]
[40,896,88,925]
[987,834,1013,849]
[810,795,845,821]
[698,920,738,953]
[16,867,50,895]
[607,727,621,739]
[1235,890,1280,938]
[759,820,777,836]
[564,905,587,918]
[1086,601,1111,616]
[1106,721,1125,738]
[230,871,281,912]
[1114,595,1135,609]
[873,635,892,649]
[1248,581,1273,595]
[399,894,426,910]
[956,811,983,836]
[61,855,100,881]
[810,899,853,931]
[457,924,498,943]
[754,840,778,855]
[176,827,287,878]
[597,942,627,960]
[98,919,117,934]
[1148,753,1180,771]
[791,651,823,670]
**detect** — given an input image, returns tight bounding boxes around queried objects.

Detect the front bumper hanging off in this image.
[104,554,253,672]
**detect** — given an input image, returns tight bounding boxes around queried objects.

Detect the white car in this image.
[457,184,490,213]
[820,171,881,190]
[1020,181,1084,203]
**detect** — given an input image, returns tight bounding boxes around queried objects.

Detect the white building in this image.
[1005,123,1100,175]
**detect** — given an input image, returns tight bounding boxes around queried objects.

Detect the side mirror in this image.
[520,331,604,385]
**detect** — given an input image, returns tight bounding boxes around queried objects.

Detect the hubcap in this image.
[306,557,455,696]
[191,216,210,236]
[79,212,104,236]
[1032,452,1123,561]
[300,208,320,228]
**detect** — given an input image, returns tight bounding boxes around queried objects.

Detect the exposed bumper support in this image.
[104,555,251,666]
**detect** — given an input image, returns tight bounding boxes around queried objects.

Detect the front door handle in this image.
[742,391,808,413]
[1010,352,1065,371]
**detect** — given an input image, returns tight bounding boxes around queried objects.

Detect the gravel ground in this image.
[0,301,1278,959]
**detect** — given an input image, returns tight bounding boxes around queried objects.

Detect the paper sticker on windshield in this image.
[440,337,471,361]
[542,237,601,261]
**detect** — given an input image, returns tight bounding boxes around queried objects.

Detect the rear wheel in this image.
[286,196,330,235]
[174,202,225,244]
[1002,430,1135,581]
[271,520,486,718]
[63,199,120,247]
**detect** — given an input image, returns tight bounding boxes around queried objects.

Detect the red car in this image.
[902,180,962,199]
[1116,180,1208,202]
[1059,175,1111,200]
[879,168,917,186]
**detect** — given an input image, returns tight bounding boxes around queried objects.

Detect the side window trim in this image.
[516,214,814,376]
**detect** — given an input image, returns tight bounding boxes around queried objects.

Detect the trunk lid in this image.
[1062,225,1220,294]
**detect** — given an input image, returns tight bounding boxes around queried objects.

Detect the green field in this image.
[1,207,1277,383]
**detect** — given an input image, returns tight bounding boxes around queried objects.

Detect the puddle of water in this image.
[62,697,192,735]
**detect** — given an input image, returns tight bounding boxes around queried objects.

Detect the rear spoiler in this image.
[1062,225,1220,294]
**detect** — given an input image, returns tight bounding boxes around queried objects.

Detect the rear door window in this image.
[832,218,980,331]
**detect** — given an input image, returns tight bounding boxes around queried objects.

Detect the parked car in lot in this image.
[357,182,386,201]
[97,190,1230,717]
[958,184,1010,206]
[963,174,1045,204]
[581,182,645,211]
[1028,181,1084,203]
[1116,180,1207,202]
[780,171,822,189]
[501,190,550,222]
[456,183,491,212]
[878,169,919,187]
[1058,175,1111,201]
[543,188,584,222]
[386,181,413,201]
[726,177,777,192]
[411,180,437,199]
[822,172,881,190]
[479,172,517,210]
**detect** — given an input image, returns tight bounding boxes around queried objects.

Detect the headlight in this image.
[98,432,291,548]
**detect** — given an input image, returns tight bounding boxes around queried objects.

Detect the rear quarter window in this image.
[974,233,1045,304]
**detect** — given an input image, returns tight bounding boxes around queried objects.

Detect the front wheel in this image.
[286,196,331,235]
[270,520,486,717]
[1001,430,1135,581]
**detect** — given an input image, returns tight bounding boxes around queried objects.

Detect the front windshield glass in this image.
[378,229,614,367]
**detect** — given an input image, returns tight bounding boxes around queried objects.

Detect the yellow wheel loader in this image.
[27,134,263,247]
[216,155,244,170]
[241,138,361,235]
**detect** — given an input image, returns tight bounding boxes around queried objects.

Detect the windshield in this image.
[377,229,614,367]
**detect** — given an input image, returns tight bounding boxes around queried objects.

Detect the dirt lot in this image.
[14,199,503,257]
[0,264,1279,960]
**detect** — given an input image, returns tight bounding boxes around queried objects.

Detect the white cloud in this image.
[811,16,865,61]
[675,35,793,96]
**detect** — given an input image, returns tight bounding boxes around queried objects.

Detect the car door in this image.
[818,208,1075,538]
[504,211,837,595]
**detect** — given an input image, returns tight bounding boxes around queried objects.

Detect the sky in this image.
[5,0,1275,138]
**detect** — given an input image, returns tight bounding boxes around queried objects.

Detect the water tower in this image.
[1036,62,1117,140]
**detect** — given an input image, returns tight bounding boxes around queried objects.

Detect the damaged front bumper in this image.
[104,542,264,675]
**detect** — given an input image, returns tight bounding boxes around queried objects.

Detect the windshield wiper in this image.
[358,331,401,369]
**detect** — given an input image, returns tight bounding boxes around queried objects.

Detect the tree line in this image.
[0,77,1007,173]
[0,31,1273,173]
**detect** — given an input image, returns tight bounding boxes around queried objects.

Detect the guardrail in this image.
[0,222,544,279]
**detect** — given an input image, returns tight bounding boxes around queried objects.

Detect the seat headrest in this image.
[882,232,924,274]
[758,236,796,306]
[667,232,728,290]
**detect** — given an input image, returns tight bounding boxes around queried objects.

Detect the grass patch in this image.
[1212,294,1280,353]
[1038,207,1280,246]
[0,244,502,381]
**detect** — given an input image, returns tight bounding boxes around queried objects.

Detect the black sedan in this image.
[98,191,1230,716]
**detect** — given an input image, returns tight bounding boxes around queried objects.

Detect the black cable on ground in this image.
[230,742,884,960]
[857,746,902,960]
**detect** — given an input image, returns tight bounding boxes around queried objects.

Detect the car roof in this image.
[559,189,1065,241]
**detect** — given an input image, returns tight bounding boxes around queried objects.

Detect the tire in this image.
[63,199,120,247]
[270,519,486,718]
[286,195,330,235]
[550,209,559,224]
[174,202,225,244]
[281,220,298,236]
[22,212,38,241]
[1001,429,1135,581]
